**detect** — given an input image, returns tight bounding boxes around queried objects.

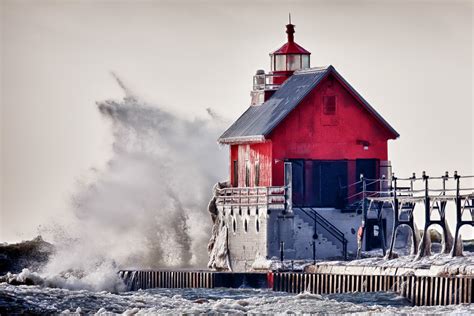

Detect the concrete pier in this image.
[119,269,473,306]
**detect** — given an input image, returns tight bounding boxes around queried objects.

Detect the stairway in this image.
[293,213,343,259]
[295,208,347,248]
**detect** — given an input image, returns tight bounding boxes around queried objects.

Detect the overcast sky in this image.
[1,0,473,242]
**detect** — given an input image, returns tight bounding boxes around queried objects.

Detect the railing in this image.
[295,208,348,260]
[341,171,474,257]
[340,176,393,212]
[343,172,474,209]
[216,186,287,210]
[362,171,474,258]
[253,73,288,91]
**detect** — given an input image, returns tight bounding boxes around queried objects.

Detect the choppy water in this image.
[1,284,473,315]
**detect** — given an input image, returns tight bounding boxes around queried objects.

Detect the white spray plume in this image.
[38,74,228,291]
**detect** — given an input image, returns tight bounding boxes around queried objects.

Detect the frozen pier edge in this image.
[118,267,473,306]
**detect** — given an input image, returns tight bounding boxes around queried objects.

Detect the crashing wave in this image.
[1,73,228,292]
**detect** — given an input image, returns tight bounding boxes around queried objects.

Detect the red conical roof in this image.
[271,23,310,55]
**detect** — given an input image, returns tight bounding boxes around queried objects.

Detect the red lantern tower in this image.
[251,18,311,105]
[270,20,311,85]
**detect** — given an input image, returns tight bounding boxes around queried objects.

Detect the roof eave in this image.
[218,135,266,145]
[271,42,311,55]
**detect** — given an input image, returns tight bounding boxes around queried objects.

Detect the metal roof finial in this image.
[286,14,295,43]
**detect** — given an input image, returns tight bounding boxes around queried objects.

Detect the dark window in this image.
[245,160,250,187]
[244,219,248,233]
[256,219,260,232]
[255,160,260,186]
[323,96,336,115]
[232,218,236,232]
[233,160,238,187]
[327,77,334,87]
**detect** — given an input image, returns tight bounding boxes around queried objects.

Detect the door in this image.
[306,160,348,207]
[319,161,348,207]
[356,159,379,193]
[287,160,348,208]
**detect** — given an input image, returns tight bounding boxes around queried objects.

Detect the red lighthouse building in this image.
[219,22,398,208]
[210,21,399,271]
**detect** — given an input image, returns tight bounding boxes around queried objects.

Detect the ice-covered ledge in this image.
[304,253,474,277]
[215,186,287,210]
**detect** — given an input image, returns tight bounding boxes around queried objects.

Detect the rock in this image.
[193,298,209,304]
[428,229,442,243]
[0,236,54,275]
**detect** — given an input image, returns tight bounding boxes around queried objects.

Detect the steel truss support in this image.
[386,176,419,259]
[416,173,451,259]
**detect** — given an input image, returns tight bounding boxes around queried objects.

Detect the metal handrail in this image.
[296,208,348,260]
[252,73,289,91]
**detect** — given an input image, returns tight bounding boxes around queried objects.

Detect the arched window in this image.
[244,219,248,233]
[232,218,236,233]
[256,219,260,233]
[245,160,250,187]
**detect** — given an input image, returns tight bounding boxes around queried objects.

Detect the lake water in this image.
[1,284,473,315]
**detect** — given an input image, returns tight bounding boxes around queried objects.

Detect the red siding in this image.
[270,74,392,186]
[230,142,272,187]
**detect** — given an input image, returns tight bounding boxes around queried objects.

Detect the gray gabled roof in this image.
[218,65,399,144]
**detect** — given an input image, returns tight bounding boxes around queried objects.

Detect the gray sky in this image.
[1,0,473,242]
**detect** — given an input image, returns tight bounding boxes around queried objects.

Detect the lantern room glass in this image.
[275,55,286,71]
[287,55,301,71]
[271,54,311,71]
[302,55,310,68]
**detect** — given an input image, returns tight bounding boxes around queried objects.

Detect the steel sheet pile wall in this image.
[119,271,215,291]
[271,272,473,306]
[119,270,473,306]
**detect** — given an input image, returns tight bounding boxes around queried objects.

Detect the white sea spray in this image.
[35,74,228,291]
